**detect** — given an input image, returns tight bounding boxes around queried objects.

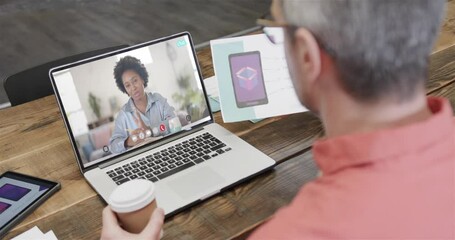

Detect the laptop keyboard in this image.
[106,132,232,185]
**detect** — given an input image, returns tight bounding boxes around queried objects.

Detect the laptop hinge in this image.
[98,127,205,169]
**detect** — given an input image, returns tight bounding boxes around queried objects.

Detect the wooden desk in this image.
[2,42,455,240]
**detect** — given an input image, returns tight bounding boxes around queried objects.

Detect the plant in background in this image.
[167,42,207,121]
[88,92,101,120]
[172,74,205,120]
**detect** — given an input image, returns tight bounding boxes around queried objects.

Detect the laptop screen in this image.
[50,33,211,169]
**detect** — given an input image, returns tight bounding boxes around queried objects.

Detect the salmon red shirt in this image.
[250,97,455,239]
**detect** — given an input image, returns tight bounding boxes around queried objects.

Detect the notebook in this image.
[49,32,275,215]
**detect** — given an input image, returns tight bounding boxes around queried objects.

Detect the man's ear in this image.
[293,28,322,85]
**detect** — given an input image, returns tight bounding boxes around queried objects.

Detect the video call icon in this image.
[176,39,187,47]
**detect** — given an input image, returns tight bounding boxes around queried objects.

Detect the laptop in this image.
[49,32,275,215]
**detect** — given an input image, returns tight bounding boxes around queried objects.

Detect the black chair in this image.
[3,45,128,106]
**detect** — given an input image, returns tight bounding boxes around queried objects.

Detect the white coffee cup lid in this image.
[109,179,156,213]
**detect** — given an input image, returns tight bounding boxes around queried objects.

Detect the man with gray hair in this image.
[249,0,454,238]
[100,0,454,239]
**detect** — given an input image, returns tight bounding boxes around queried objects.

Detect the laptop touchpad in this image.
[167,166,225,200]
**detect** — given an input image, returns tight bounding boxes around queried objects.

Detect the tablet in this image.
[0,171,60,238]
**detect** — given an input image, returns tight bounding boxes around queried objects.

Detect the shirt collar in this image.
[124,92,158,113]
[313,97,454,175]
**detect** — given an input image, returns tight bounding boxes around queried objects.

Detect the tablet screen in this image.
[0,172,59,231]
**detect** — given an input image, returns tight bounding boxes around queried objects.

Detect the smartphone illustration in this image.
[228,51,268,108]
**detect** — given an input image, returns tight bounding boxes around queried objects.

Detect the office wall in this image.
[70,57,129,123]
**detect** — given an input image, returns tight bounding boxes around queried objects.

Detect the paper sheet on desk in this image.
[210,32,307,122]
[203,76,221,113]
[12,226,58,240]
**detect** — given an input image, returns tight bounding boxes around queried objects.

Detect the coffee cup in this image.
[108,179,157,233]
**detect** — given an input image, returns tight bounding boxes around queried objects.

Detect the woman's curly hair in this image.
[113,56,149,94]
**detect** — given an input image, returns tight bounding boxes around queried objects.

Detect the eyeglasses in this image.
[256,18,289,45]
[256,17,337,58]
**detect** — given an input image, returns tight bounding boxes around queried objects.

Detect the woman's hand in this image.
[101,206,164,240]
[125,109,151,148]
[125,128,147,147]
[134,109,148,130]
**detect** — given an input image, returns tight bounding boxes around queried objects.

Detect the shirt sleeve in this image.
[248,208,302,240]
[247,182,327,240]
[247,182,344,240]
[109,110,129,154]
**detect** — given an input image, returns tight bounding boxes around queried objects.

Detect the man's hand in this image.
[101,206,164,240]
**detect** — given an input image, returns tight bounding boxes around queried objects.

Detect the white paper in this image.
[203,76,219,98]
[12,226,44,240]
[12,226,59,240]
[210,32,307,122]
[43,230,58,240]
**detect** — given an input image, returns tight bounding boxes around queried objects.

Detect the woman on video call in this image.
[109,56,176,154]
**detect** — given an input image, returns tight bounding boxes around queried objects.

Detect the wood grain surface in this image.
[2,6,455,239]
[435,0,455,52]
